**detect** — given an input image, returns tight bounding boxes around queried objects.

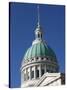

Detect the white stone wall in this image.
[39,73,61,86]
[21,73,62,87]
[21,79,39,87]
[48,78,61,86]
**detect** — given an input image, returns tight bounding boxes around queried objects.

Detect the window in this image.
[46,57,48,60]
[41,33,42,38]
[36,57,38,60]
[41,57,44,60]
[31,71,34,79]
[32,58,34,61]
[41,69,44,76]
[47,69,50,72]
[36,69,39,78]
[36,57,39,61]
[38,33,40,38]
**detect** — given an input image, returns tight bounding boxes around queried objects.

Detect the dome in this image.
[23,41,57,61]
[23,22,57,63]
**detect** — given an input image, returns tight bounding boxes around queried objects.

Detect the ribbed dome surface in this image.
[24,42,56,60]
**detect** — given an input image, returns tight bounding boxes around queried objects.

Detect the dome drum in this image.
[21,57,58,73]
[23,42,57,62]
[23,56,57,65]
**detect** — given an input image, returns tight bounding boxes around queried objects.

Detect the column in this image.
[24,69,26,81]
[34,57,36,61]
[26,68,28,80]
[39,64,41,77]
[21,70,24,87]
[44,64,46,73]
[34,66,36,79]
[21,70,23,84]
[29,66,32,80]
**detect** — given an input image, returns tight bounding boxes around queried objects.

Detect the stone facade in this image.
[21,73,65,87]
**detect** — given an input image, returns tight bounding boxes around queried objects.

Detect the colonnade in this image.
[23,64,46,81]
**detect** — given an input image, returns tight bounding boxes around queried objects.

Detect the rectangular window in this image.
[31,71,34,79]
[36,70,39,78]
[41,69,44,76]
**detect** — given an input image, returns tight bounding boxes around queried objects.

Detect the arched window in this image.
[38,33,40,38]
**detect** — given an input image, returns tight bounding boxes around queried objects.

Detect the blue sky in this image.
[10,2,65,88]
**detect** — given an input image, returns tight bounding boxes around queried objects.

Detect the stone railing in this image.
[34,73,47,86]
[34,73,61,86]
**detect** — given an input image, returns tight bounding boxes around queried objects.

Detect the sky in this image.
[10,2,65,88]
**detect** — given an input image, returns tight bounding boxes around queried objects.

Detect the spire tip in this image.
[37,5,40,27]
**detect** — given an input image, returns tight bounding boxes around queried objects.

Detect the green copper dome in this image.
[24,41,56,60]
[23,20,57,61]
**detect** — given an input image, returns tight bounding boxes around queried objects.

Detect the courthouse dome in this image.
[23,19,57,63]
[23,5,57,63]
[24,41,57,61]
